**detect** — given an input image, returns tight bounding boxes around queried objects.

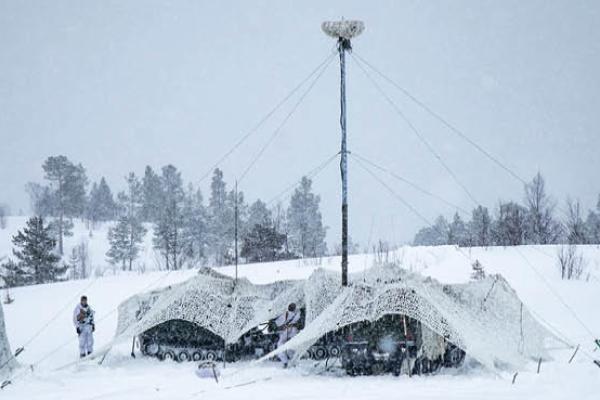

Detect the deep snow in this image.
[1,217,599,399]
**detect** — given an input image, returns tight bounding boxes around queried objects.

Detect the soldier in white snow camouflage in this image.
[274,302,301,368]
[73,295,95,358]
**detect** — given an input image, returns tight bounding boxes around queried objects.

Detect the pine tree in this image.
[26,182,55,217]
[413,215,449,246]
[469,206,492,247]
[182,185,208,266]
[153,165,185,270]
[40,156,88,255]
[1,258,28,288]
[87,182,99,221]
[48,218,74,247]
[141,166,162,222]
[227,187,247,243]
[448,212,469,246]
[492,201,528,246]
[246,200,272,232]
[106,173,147,271]
[241,222,286,262]
[107,216,146,271]
[11,216,64,284]
[87,177,117,225]
[287,177,327,257]
[207,169,234,265]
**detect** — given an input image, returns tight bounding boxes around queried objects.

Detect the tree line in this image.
[1,155,328,286]
[413,173,600,246]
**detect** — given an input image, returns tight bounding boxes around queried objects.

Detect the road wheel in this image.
[178,350,191,362]
[192,351,203,361]
[205,350,218,361]
[144,342,160,356]
[313,346,327,360]
[328,345,341,357]
[161,350,175,362]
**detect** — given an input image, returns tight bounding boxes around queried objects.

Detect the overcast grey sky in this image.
[1,0,599,246]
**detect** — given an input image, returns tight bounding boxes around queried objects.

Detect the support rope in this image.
[266,152,340,207]
[238,55,334,184]
[351,52,527,185]
[351,56,479,206]
[198,50,336,183]
[351,152,471,216]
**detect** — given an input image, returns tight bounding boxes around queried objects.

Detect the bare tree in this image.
[524,173,562,244]
[373,240,392,266]
[557,245,586,280]
[0,204,7,229]
[565,198,588,244]
[69,240,90,280]
[586,194,600,244]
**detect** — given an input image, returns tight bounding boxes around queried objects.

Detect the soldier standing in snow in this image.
[274,303,301,368]
[73,295,95,358]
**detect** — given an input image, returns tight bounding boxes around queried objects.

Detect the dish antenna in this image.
[321,19,364,287]
[321,20,365,41]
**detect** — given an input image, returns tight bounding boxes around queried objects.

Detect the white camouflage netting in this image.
[116,268,304,344]
[0,302,16,375]
[115,264,556,370]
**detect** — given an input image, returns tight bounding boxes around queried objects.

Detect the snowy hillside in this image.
[1,223,599,399]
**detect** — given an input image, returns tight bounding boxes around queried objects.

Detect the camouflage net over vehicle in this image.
[269,265,554,370]
[116,268,303,345]
[115,264,556,371]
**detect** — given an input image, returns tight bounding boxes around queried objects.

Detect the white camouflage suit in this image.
[275,309,301,364]
[73,303,95,357]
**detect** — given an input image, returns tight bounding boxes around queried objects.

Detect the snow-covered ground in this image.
[1,217,600,399]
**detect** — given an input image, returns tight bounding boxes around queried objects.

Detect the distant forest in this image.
[1,155,599,287]
[0,155,328,286]
[413,173,600,247]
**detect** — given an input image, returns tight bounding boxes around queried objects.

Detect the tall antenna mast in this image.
[322,19,364,287]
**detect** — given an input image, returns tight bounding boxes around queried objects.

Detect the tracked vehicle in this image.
[138,319,283,362]
[136,308,346,363]
[137,311,465,373]
[334,314,465,375]
[138,319,226,362]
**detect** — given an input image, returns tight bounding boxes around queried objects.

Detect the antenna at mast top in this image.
[321,20,365,40]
